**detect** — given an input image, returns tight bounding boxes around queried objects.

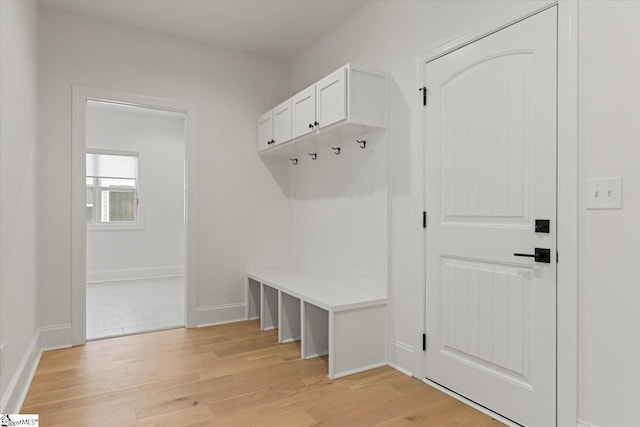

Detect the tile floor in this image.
[86,276,184,340]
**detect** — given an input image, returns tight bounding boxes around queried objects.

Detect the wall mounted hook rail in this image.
[331,147,341,155]
[308,153,317,160]
[290,158,298,165]
[356,140,367,149]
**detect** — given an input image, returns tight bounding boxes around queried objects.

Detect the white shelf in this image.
[247,269,387,312]
[246,269,387,379]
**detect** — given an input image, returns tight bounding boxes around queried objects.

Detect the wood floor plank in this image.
[22,320,505,426]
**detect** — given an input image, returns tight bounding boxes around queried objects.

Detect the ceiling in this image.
[41,0,366,60]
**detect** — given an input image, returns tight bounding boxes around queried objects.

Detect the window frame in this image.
[86,149,144,231]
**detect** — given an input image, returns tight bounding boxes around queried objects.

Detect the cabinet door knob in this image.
[308,123,314,129]
[314,121,319,127]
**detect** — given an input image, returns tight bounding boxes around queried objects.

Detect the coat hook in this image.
[356,140,366,149]
[308,153,317,160]
[290,158,298,165]
[331,147,341,155]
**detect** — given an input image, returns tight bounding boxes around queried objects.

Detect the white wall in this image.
[0,0,39,410]
[289,0,525,379]
[37,5,293,334]
[290,132,388,295]
[578,2,640,426]
[86,102,185,282]
[290,1,640,426]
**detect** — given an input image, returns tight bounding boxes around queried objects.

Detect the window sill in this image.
[87,223,144,231]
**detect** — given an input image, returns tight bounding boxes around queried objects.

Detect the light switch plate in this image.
[586,177,622,209]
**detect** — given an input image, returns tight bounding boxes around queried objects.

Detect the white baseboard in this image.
[0,331,41,414]
[388,338,414,377]
[332,361,388,379]
[388,360,412,377]
[87,266,184,283]
[578,420,602,427]
[40,324,72,351]
[196,303,247,327]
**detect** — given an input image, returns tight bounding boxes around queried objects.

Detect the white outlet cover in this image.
[586,177,622,209]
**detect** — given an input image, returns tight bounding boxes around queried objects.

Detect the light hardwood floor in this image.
[23,320,505,426]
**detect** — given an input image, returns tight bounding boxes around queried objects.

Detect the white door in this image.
[273,98,292,146]
[424,8,557,427]
[291,85,316,139]
[257,110,273,152]
[316,67,347,129]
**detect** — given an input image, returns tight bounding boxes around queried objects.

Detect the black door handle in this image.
[514,248,551,263]
[308,123,314,129]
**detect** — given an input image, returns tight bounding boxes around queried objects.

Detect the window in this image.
[86,151,139,227]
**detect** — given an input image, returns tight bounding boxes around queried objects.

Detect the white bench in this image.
[246,270,387,379]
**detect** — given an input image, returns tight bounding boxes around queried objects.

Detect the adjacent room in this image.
[1,1,638,426]
[85,100,186,340]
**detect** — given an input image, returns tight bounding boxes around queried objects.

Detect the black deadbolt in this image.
[535,219,550,233]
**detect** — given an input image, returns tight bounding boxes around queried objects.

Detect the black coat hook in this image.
[331,147,341,155]
[290,158,298,165]
[308,153,317,160]
[356,140,366,149]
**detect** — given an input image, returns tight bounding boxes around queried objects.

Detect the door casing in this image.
[71,86,199,345]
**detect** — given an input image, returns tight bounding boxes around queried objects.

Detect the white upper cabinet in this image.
[259,64,388,156]
[258,99,293,152]
[291,85,316,139]
[257,110,274,152]
[316,67,347,130]
[273,99,292,146]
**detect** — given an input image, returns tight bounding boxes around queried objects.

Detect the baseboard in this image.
[303,352,329,359]
[87,266,184,283]
[39,324,72,351]
[578,420,602,427]
[388,338,414,376]
[0,331,41,414]
[332,361,388,379]
[196,303,247,327]
[388,360,412,377]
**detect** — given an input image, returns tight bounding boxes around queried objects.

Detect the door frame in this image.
[71,86,199,345]
[416,1,578,426]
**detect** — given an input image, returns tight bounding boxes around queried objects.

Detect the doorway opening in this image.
[84,100,186,340]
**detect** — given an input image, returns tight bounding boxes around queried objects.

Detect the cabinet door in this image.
[273,98,292,146]
[316,67,347,129]
[257,110,273,152]
[291,85,316,139]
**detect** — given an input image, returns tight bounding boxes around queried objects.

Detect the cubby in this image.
[302,302,328,359]
[247,278,261,320]
[260,284,278,331]
[278,292,301,344]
